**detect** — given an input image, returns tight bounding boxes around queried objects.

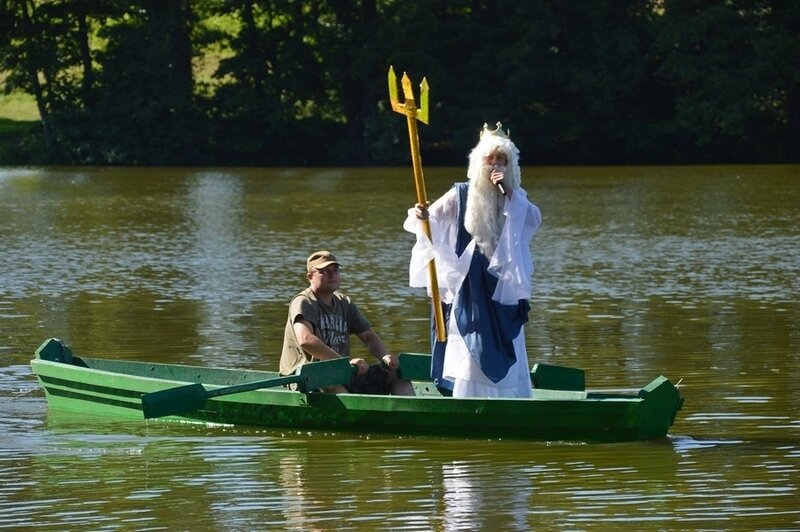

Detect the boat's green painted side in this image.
[30,339,683,442]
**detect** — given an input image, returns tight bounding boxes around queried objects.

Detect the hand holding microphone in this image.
[490,166,507,195]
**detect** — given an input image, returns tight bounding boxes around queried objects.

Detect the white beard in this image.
[464,165,506,257]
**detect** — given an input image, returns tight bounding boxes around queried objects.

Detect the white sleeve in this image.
[488,188,542,304]
[403,188,475,304]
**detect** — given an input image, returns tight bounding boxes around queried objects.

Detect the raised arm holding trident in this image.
[388,66,446,342]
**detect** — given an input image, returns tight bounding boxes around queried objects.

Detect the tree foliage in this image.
[0,0,797,165]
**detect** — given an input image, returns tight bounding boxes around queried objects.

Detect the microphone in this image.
[491,165,507,195]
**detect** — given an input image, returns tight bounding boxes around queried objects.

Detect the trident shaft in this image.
[388,66,446,342]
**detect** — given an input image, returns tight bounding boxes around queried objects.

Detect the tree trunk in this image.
[76,10,94,109]
[18,0,52,151]
[142,0,194,98]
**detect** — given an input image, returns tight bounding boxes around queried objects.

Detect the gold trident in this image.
[388,66,446,342]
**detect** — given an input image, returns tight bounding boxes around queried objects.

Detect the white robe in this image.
[403,186,542,397]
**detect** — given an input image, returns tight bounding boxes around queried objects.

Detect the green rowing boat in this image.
[30,338,684,442]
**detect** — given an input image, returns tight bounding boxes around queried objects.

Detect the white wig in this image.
[466,122,521,191]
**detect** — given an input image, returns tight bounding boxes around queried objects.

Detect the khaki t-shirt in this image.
[279,287,371,375]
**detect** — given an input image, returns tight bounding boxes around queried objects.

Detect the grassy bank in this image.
[0,91,38,120]
[0,91,42,164]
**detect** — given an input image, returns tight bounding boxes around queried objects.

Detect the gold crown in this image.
[480,121,510,140]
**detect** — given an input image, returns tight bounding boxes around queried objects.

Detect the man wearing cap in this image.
[404,123,542,398]
[280,250,415,395]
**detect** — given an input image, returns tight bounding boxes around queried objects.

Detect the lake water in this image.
[1,165,798,529]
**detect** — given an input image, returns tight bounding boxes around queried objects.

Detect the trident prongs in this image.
[418,77,429,125]
[388,66,429,125]
[388,66,403,114]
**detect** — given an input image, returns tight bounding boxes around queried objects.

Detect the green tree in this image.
[204,0,332,165]
[655,0,800,162]
[1,0,797,165]
[0,0,87,153]
[85,0,205,164]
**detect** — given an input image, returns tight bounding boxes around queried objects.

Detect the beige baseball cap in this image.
[306,250,341,272]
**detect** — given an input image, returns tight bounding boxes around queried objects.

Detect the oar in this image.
[141,357,353,419]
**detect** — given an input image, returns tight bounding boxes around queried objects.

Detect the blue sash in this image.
[431,183,529,391]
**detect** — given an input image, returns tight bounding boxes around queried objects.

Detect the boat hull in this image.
[30,340,683,442]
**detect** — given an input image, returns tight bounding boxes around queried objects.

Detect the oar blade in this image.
[298,357,353,391]
[142,383,208,419]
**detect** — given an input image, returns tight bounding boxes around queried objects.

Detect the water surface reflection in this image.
[1,164,799,529]
[5,412,795,529]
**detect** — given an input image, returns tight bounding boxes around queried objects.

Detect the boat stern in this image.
[35,338,75,364]
[637,376,684,439]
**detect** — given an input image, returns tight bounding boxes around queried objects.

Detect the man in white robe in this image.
[403,122,542,398]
